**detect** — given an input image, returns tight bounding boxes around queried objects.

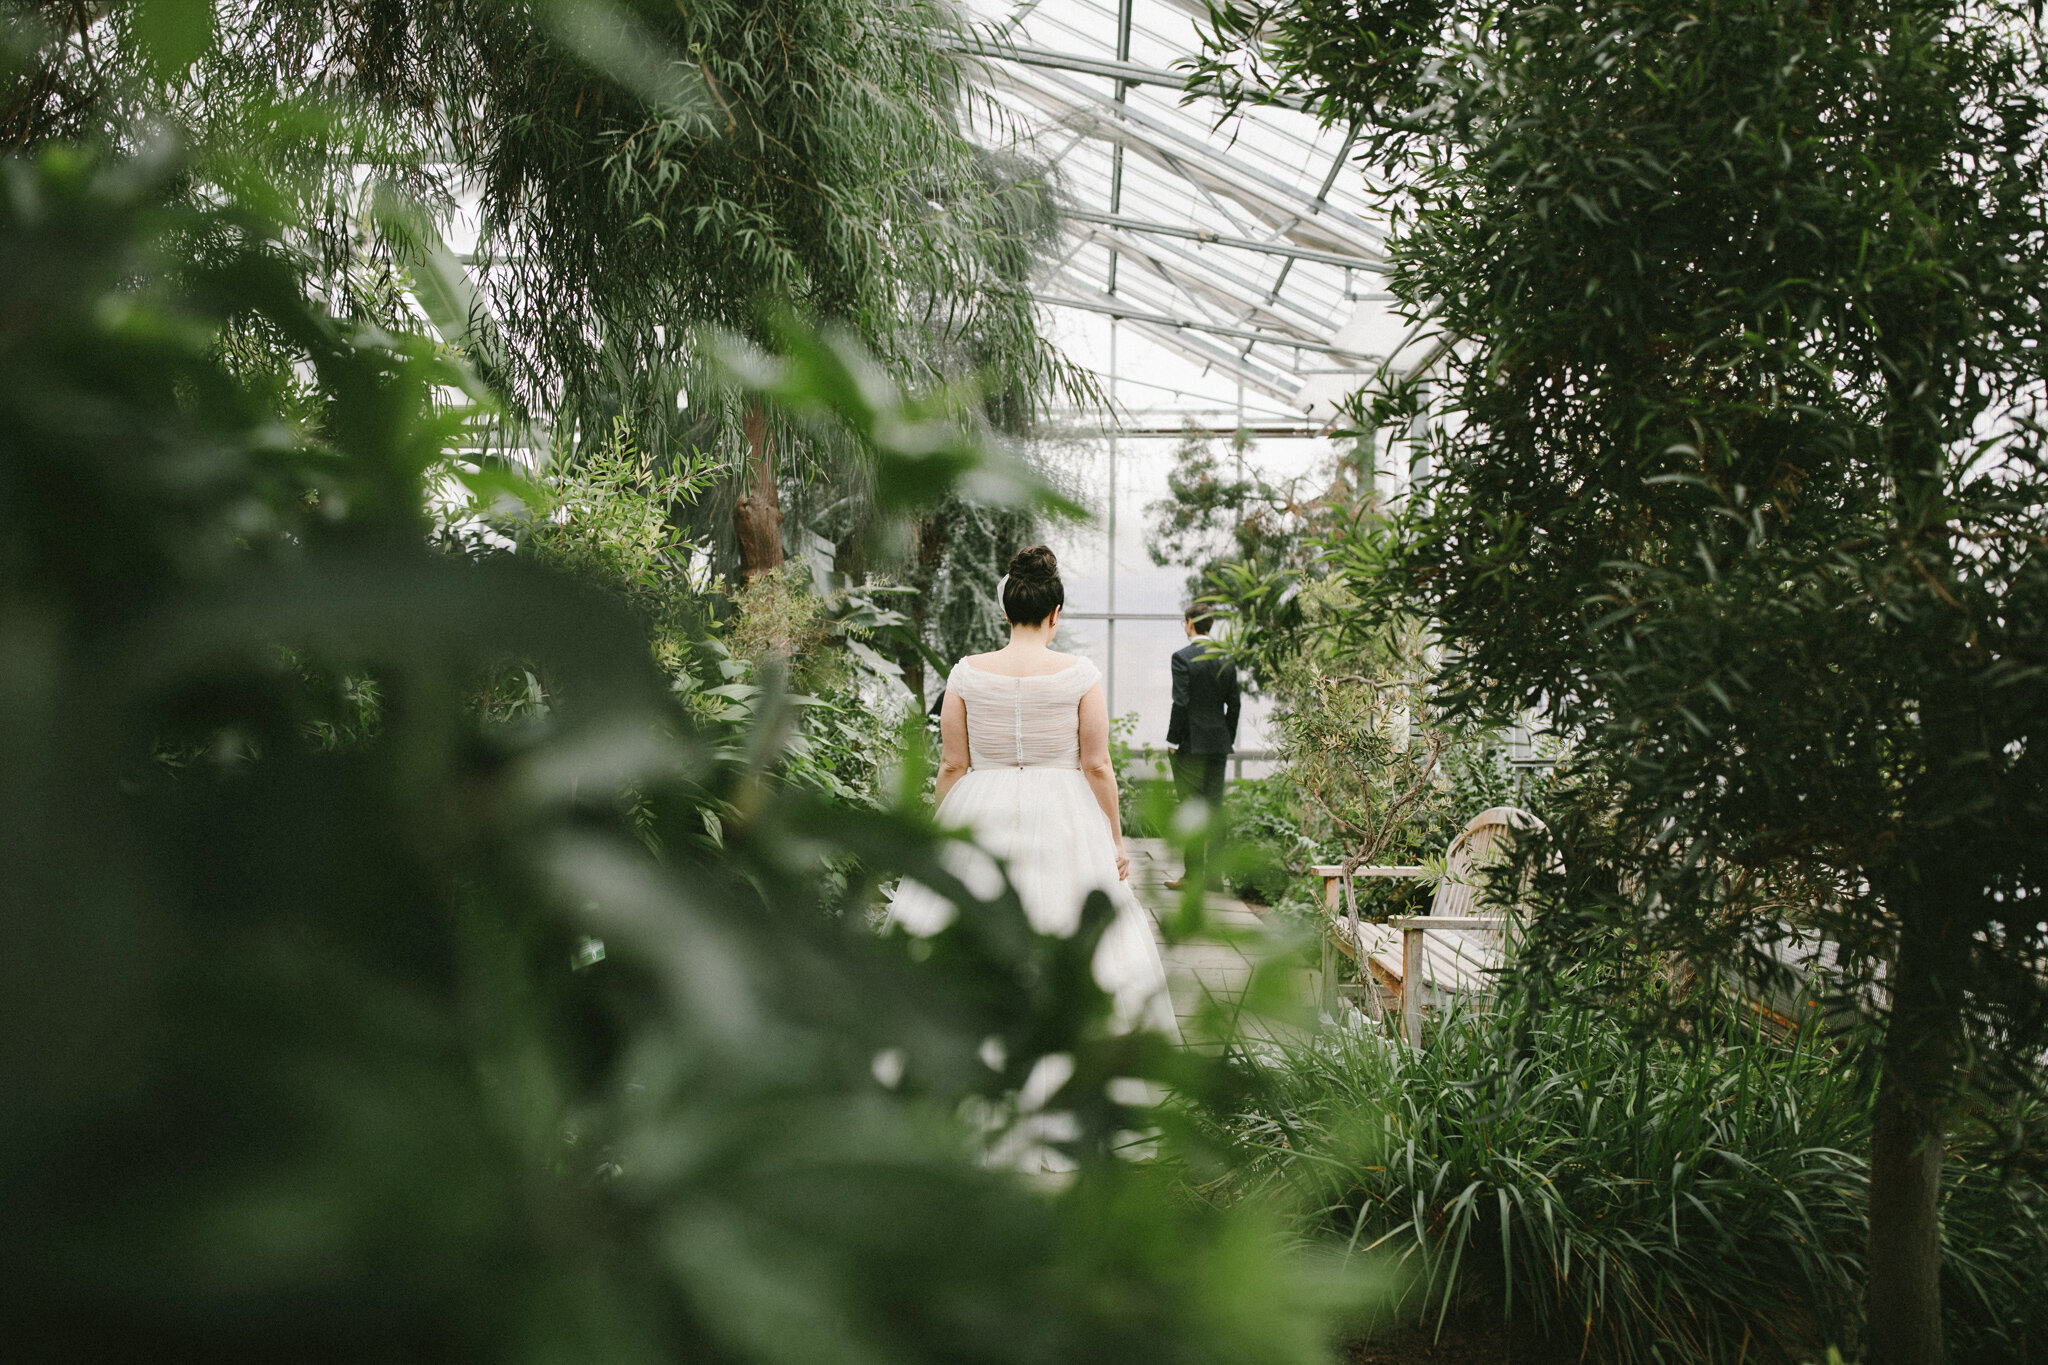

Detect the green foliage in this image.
[1217,775,1325,908]
[1270,657,1448,864]
[519,421,716,598]
[0,143,1376,1363]
[782,679,915,812]
[504,419,719,654]
[1145,425,1258,595]
[715,570,925,812]
[726,565,834,676]
[1203,572,1521,915]
[1193,1003,2048,1363]
[1145,429,1478,890]
[487,415,961,812]
[899,492,1045,698]
[438,0,1083,445]
[1145,423,1378,683]
[1145,423,1370,603]
[1109,710,1171,837]
[1188,0,1451,131]
[1207,2,2048,1343]
[711,315,1088,719]
[1149,465,1534,907]
[724,317,1078,511]
[1220,0,2048,1028]
[14,0,1085,421]
[4,0,1092,645]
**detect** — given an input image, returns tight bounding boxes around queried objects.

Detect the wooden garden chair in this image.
[1311,806,1547,1046]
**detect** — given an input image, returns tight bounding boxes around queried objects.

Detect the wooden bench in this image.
[1310,806,1545,1045]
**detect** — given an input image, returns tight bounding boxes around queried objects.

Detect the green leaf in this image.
[130,0,215,79]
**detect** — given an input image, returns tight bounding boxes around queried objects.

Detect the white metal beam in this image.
[1054,248,1348,371]
[951,38,1312,111]
[990,62,1384,253]
[1040,283,1309,405]
[1049,254,1352,403]
[1110,319,1306,406]
[1071,221,1345,338]
[1063,209,1383,270]
[986,78,1368,258]
[1032,287,1378,359]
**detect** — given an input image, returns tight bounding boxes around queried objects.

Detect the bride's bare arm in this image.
[1077,682,1130,880]
[934,689,970,806]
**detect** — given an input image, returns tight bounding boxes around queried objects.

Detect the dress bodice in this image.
[946,657,1101,769]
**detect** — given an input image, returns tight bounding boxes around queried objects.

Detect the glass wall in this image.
[1036,317,1351,779]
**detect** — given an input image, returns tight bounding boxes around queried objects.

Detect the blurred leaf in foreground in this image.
[0,143,1381,1363]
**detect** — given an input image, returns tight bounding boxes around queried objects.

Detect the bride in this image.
[890,545,1179,1040]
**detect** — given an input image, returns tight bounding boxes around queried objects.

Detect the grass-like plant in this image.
[1188,1000,2048,1363]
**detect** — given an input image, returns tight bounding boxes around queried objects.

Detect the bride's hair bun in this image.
[1007,545,1058,580]
[1002,544,1064,625]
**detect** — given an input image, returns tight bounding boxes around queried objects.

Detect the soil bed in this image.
[1342,1309,1595,1365]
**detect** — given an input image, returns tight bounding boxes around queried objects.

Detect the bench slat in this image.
[1395,915,1508,930]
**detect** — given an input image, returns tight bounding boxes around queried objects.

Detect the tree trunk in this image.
[904,508,951,708]
[733,400,783,583]
[1866,918,1960,1365]
[903,599,927,705]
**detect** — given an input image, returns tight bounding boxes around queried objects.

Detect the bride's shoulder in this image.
[1051,652,1100,681]
[948,652,1001,685]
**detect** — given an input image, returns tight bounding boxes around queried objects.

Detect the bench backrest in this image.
[1433,805,1546,920]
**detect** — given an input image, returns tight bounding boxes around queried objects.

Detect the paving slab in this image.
[1125,837,1313,1044]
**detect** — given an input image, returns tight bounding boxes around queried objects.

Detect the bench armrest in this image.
[1313,864,1429,912]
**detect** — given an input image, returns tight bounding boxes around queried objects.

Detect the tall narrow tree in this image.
[1205,1,2048,1358]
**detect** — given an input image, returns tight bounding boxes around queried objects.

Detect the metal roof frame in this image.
[989,62,1383,254]
[963,0,1418,417]
[1060,209,1381,270]
[954,36,1311,111]
[1031,289,1379,360]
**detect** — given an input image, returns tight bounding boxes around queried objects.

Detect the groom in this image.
[1166,608,1241,811]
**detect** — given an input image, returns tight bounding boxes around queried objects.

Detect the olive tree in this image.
[1202,1,2048,1359]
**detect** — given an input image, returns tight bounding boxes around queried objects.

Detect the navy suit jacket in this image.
[1167,638,1241,755]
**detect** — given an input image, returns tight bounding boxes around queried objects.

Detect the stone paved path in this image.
[1125,837,1305,1044]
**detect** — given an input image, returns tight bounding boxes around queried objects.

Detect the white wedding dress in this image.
[890,657,1180,1039]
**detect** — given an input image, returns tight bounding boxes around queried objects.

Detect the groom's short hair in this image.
[1185,608,1213,635]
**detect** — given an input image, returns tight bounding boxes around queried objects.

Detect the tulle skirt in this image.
[889,765,1180,1040]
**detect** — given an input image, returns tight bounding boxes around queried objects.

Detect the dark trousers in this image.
[1170,750,1228,808]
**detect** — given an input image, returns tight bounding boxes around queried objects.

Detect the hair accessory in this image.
[995,573,1010,603]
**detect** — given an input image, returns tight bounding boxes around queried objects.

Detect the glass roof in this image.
[952,1,1438,764]
[961,0,1417,425]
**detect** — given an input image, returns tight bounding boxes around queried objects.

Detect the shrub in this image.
[1111,711,1172,837]
[1219,775,1323,906]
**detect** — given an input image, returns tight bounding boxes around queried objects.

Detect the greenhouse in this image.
[960,0,1414,761]
[6,2,2048,1364]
